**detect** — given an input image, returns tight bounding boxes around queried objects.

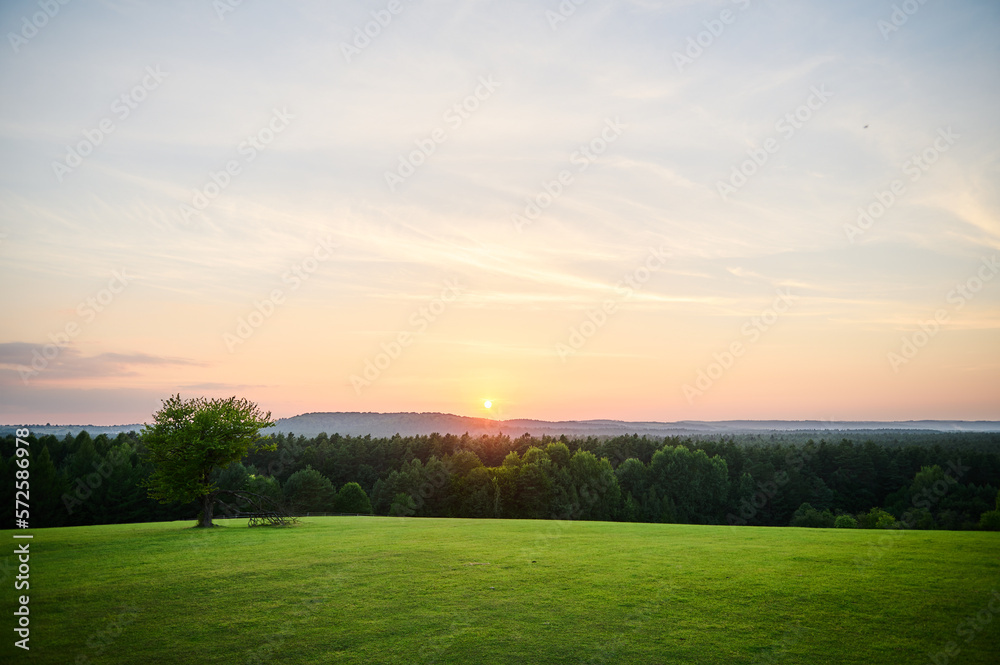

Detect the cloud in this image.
[0,0,998,422]
[0,343,207,385]
[178,382,268,391]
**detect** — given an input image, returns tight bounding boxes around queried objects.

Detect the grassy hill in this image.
[3,518,998,664]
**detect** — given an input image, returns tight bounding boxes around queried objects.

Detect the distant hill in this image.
[264,413,1000,438]
[0,423,145,438]
[3,413,999,439]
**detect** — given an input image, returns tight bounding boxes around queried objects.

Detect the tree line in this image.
[3,428,999,530]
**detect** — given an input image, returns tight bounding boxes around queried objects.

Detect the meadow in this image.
[3,517,998,664]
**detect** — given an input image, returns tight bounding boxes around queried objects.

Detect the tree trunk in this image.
[199,492,216,528]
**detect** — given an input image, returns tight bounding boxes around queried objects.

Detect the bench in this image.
[231,511,283,527]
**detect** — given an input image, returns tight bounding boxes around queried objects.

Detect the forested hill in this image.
[265,413,1000,438]
[4,413,999,439]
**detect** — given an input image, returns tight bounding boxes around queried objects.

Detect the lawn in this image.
[2,517,998,664]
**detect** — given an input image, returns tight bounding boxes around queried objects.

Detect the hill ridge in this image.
[4,412,998,438]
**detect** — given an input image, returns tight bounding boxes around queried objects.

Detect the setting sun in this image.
[484,400,492,409]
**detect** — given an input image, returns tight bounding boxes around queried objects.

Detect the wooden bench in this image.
[231,511,283,527]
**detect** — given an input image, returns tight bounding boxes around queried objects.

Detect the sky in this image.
[0,0,998,425]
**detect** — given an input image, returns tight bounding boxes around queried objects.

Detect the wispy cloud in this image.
[0,343,206,385]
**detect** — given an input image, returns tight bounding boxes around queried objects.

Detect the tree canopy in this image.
[142,394,275,527]
[4,427,998,531]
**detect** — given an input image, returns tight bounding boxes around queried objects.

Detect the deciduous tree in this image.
[142,395,275,527]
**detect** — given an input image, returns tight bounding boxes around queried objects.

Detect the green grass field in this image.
[3,517,998,664]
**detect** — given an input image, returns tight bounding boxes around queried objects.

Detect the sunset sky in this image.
[1,0,998,425]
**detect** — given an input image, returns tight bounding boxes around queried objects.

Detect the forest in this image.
[3,428,999,531]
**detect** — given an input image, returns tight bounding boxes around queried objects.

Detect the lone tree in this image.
[142,394,276,528]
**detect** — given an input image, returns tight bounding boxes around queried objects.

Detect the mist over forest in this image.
[6,425,998,532]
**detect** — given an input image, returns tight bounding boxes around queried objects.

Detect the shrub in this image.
[902,507,935,530]
[875,509,897,529]
[834,514,857,529]
[857,507,897,529]
[979,510,1000,531]
[790,502,835,528]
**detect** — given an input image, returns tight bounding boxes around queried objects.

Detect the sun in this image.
[483,400,492,409]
